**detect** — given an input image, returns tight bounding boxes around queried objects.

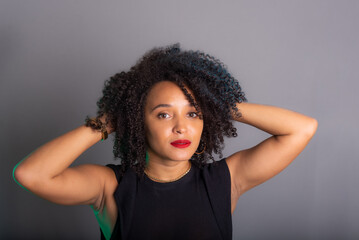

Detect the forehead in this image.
[145,81,194,107]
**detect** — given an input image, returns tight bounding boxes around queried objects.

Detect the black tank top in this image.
[100,158,232,240]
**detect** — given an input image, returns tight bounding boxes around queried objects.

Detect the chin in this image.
[169,152,194,161]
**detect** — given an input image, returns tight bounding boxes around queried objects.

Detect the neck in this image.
[145,159,191,182]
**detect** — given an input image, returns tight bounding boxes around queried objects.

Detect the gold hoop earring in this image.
[195,141,206,155]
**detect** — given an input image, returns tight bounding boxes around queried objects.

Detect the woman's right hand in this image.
[13,123,115,207]
[99,114,115,134]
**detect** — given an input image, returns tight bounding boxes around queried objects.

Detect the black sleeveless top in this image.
[100,158,232,240]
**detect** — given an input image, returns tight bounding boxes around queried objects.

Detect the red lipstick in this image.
[170,139,191,148]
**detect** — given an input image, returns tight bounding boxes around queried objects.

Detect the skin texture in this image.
[225,102,318,212]
[13,99,318,240]
[144,81,203,180]
[90,43,247,176]
[13,44,318,240]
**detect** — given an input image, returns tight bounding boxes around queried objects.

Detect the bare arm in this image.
[13,117,116,207]
[226,102,318,197]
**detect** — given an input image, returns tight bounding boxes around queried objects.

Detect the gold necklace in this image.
[144,162,192,183]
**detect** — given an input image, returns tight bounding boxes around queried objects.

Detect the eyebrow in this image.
[150,103,194,112]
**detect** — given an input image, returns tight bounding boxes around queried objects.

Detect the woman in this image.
[13,43,317,240]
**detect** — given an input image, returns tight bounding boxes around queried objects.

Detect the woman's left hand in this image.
[226,102,318,198]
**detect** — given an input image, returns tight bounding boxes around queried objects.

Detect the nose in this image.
[173,117,187,134]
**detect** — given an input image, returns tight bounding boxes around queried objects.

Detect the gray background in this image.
[1,0,358,239]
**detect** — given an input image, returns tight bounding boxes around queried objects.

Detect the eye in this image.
[188,112,199,118]
[157,113,170,119]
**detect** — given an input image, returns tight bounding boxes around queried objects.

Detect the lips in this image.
[170,139,191,148]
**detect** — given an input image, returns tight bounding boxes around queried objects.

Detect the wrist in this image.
[84,116,109,141]
[231,102,246,122]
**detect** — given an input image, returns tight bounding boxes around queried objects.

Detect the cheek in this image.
[192,121,204,138]
[145,122,171,143]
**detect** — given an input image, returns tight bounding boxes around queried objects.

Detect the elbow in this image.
[303,118,318,139]
[13,162,33,189]
[13,163,27,187]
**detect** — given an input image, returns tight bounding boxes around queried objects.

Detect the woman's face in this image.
[144,81,204,164]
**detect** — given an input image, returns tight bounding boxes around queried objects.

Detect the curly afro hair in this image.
[87,43,247,177]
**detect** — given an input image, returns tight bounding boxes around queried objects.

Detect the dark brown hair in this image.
[87,43,247,176]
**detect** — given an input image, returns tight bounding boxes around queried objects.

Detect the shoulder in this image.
[203,158,229,173]
[199,159,233,215]
[197,158,231,184]
[88,164,120,211]
[102,164,123,196]
[102,164,138,196]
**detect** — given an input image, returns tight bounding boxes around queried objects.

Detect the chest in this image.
[127,178,222,239]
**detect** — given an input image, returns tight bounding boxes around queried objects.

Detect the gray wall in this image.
[2,0,358,239]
